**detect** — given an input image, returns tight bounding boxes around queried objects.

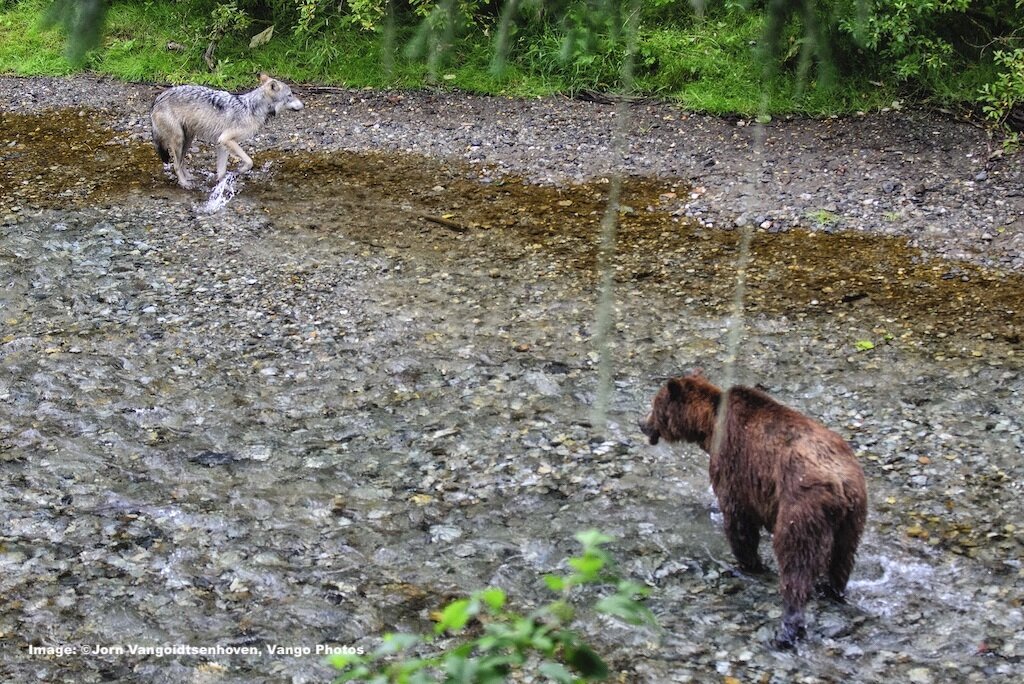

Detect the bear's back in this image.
[720,385,866,508]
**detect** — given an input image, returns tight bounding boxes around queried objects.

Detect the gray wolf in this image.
[151,73,303,189]
[639,369,867,649]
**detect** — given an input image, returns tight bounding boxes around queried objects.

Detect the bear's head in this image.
[638,369,721,446]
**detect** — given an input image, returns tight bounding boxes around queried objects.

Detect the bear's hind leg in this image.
[824,510,865,602]
[771,508,833,648]
[776,604,807,649]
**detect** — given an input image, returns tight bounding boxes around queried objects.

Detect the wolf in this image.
[151,73,304,189]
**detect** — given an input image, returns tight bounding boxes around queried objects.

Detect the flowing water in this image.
[1,111,1023,683]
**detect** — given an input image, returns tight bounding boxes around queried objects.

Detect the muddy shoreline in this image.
[1,74,1023,271]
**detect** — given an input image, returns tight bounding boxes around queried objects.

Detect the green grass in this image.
[639,15,775,111]
[0,1,955,115]
[631,14,903,115]
[0,0,560,93]
[0,0,75,75]
[806,209,841,228]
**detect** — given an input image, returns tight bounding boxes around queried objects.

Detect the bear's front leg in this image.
[722,509,767,574]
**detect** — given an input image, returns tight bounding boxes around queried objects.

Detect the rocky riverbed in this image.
[1,75,1022,683]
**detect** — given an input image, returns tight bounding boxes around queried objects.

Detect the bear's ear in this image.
[666,378,684,401]
[259,72,271,84]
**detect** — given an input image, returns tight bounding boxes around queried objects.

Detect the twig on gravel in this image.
[573,89,653,105]
[419,214,469,233]
[299,85,353,94]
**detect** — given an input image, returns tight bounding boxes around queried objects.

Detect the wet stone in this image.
[187,451,236,467]
[907,667,933,683]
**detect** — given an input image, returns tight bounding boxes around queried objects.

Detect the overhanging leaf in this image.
[564,643,608,679]
[538,662,575,683]
[249,24,274,48]
[478,587,506,610]
[435,598,473,634]
[574,529,614,548]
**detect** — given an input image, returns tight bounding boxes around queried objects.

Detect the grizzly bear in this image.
[639,369,867,648]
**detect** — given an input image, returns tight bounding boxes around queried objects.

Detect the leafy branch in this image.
[329,530,656,683]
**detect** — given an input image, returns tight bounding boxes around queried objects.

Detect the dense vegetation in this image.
[1,0,1021,123]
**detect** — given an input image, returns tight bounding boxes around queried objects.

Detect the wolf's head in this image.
[258,73,304,115]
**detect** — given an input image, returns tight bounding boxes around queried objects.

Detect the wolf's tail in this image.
[151,106,173,163]
[153,134,171,164]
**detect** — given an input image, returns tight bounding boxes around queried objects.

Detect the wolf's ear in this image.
[666,378,684,401]
[259,72,270,84]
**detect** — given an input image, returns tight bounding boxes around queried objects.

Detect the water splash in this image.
[846,544,985,622]
[853,556,934,591]
[196,172,239,214]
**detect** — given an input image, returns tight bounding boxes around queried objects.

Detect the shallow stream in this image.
[1,111,1022,682]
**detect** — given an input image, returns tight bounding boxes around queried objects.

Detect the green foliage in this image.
[329,530,655,683]
[835,0,968,81]
[404,0,470,79]
[556,0,635,90]
[0,0,74,75]
[408,0,488,21]
[6,0,1024,119]
[837,0,1024,102]
[758,0,837,95]
[294,0,385,34]
[345,0,389,31]
[633,11,790,110]
[807,208,839,226]
[980,47,1024,128]
[210,0,252,40]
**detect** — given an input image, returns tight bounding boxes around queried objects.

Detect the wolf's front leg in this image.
[215,146,230,180]
[223,140,253,174]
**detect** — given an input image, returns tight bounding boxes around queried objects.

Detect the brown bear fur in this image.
[639,370,868,648]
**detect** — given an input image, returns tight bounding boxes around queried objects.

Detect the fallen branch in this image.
[203,39,218,71]
[420,214,469,233]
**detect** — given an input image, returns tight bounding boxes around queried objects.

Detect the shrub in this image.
[329,530,656,683]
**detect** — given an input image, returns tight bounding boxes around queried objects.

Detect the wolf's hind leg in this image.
[165,129,191,189]
[177,130,195,186]
[152,110,193,189]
